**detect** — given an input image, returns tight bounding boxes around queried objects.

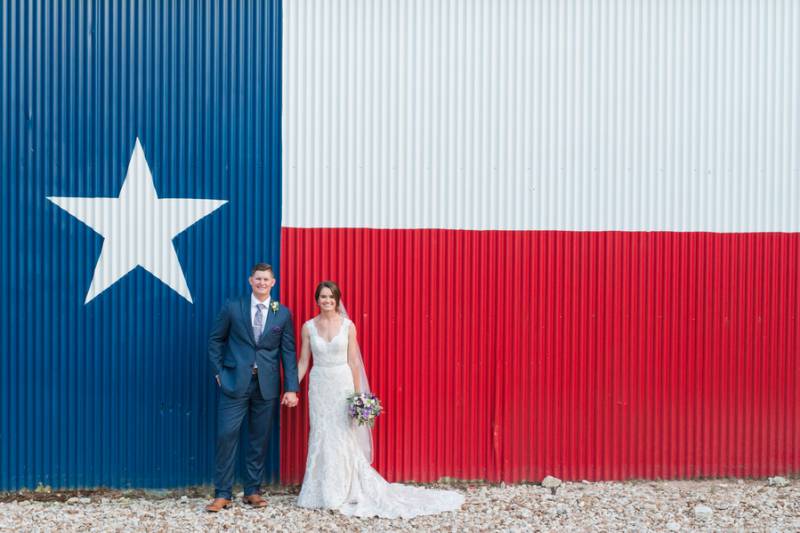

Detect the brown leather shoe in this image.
[205,498,232,512]
[243,494,268,508]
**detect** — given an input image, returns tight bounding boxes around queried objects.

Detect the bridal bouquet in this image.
[347,392,383,428]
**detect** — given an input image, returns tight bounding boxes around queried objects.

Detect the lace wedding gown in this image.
[297,318,464,518]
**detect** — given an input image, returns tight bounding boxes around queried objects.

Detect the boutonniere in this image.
[270,301,280,313]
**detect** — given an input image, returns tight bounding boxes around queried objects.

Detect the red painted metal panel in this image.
[280,228,800,483]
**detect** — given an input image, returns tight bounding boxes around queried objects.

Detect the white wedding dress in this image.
[297,317,464,518]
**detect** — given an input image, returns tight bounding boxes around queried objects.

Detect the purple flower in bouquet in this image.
[346,392,383,428]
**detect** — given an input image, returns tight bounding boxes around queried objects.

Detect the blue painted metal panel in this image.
[0,0,283,489]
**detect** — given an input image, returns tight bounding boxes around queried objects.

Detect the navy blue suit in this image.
[208,295,300,499]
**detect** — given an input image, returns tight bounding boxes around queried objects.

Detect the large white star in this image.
[48,138,227,304]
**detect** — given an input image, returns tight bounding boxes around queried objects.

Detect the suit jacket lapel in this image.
[258,304,277,345]
[241,296,257,345]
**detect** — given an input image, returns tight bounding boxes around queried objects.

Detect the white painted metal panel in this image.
[282,0,800,232]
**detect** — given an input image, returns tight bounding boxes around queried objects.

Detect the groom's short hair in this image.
[251,263,274,277]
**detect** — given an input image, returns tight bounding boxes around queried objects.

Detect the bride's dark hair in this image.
[314,280,342,311]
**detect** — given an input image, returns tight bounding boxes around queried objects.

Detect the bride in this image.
[296,281,464,518]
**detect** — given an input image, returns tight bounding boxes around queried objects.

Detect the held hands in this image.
[281,392,299,408]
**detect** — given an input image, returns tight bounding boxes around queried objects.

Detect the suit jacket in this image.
[208,295,300,399]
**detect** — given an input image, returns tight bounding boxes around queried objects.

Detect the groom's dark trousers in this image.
[214,372,277,499]
[209,296,299,499]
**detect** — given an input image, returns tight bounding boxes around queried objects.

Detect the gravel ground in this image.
[1,478,798,532]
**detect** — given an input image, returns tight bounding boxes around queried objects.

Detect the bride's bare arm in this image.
[347,324,362,392]
[297,324,312,383]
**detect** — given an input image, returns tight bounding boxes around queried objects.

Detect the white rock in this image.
[768,476,789,487]
[666,521,680,531]
[694,504,713,520]
[541,476,562,489]
[714,500,734,510]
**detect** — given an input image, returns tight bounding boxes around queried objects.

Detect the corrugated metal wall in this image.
[2,0,799,490]
[0,0,284,490]
[280,0,800,483]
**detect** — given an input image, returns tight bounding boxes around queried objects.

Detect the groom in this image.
[206,263,300,512]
